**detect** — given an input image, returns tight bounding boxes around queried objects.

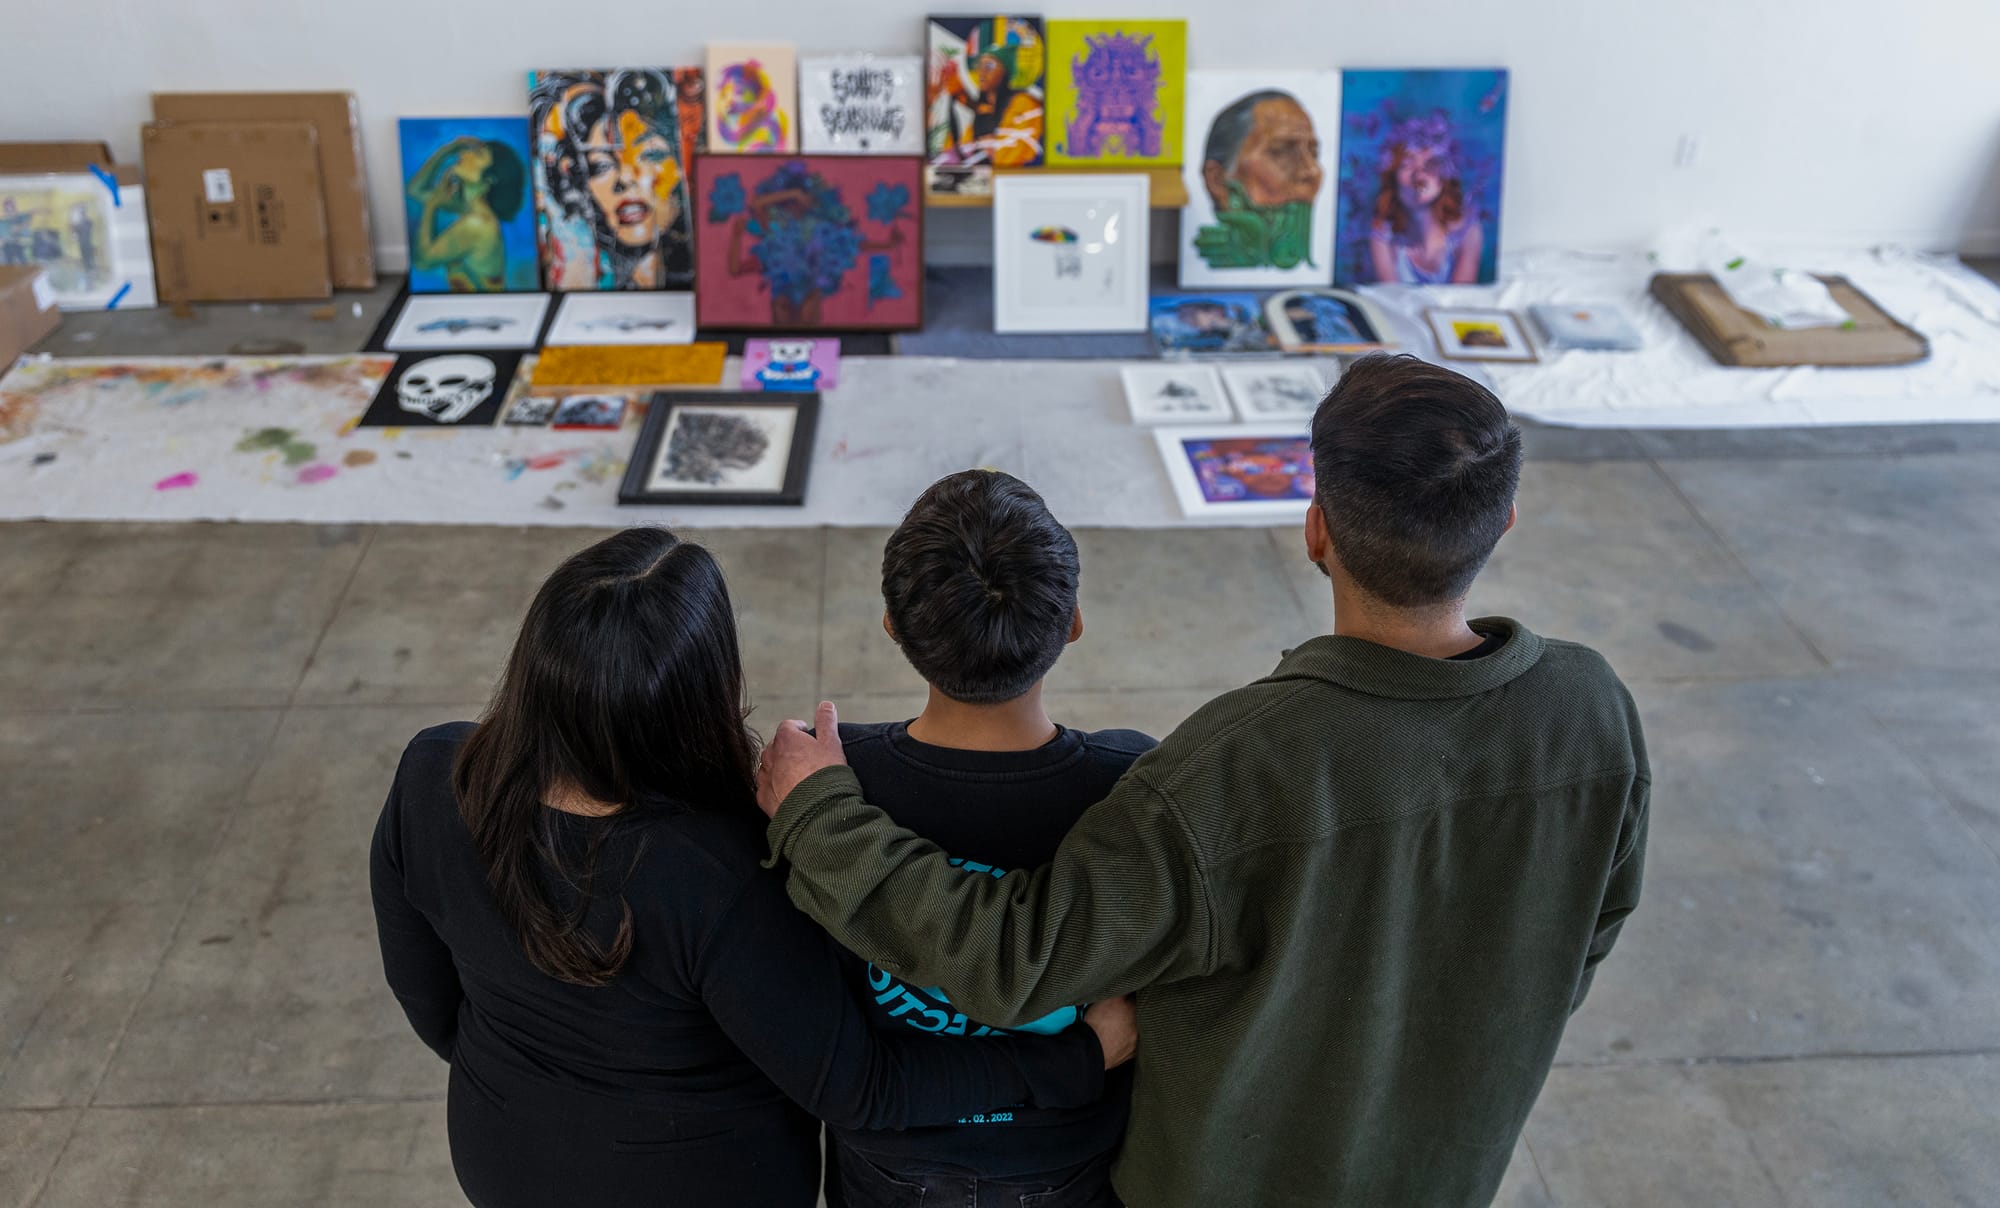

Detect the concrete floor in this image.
[4,291,2000,1206]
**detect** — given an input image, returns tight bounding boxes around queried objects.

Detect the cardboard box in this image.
[0,265,63,370]
[0,142,115,171]
[142,121,331,303]
[1650,273,1929,368]
[152,92,375,289]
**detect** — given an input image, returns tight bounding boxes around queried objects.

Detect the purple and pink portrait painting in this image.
[1186,436,1315,505]
[695,155,923,330]
[1334,69,1508,286]
[741,337,841,392]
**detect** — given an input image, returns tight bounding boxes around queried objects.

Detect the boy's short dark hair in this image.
[1310,354,1522,608]
[882,470,1080,705]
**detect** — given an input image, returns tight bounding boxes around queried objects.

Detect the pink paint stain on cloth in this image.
[154,471,199,491]
[297,463,339,484]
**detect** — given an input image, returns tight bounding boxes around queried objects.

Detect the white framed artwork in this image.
[1120,363,1231,425]
[992,174,1150,333]
[544,292,696,346]
[1179,71,1339,289]
[1154,423,1318,519]
[1425,307,1538,362]
[383,292,550,351]
[1219,362,1328,423]
[800,55,925,155]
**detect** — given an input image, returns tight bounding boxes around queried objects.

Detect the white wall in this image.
[8,0,1999,273]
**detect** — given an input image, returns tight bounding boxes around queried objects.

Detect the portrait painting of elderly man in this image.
[1179,71,1339,288]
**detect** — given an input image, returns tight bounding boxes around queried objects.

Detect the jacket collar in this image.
[1268,617,1545,701]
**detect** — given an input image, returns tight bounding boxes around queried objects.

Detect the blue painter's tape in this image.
[87,163,122,207]
[106,283,131,311]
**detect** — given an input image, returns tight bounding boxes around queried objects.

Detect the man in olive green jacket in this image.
[758,355,1648,1208]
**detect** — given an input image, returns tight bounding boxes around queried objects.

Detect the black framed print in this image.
[618,391,820,507]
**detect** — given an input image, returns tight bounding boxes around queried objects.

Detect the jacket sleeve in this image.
[1572,775,1650,1014]
[693,865,1105,1132]
[369,774,463,1061]
[765,765,1216,1028]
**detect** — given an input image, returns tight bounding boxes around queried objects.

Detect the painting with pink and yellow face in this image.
[528,69,696,291]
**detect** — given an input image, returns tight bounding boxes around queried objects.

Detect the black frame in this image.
[618,391,820,507]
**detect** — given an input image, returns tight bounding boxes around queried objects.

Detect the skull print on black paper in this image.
[397,354,498,424]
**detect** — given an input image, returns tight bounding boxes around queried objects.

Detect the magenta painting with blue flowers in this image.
[1334,69,1508,286]
[694,154,924,330]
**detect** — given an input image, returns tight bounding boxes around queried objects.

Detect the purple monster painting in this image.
[1048,20,1185,166]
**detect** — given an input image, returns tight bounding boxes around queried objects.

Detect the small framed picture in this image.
[382,293,551,351]
[500,392,557,427]
[544,293,696,346]
[358,350,526,428]
[619,392,820,507]
[1120,364,1231,425]
[1154,425,1318,518]
[1218,363,1328,423]
[1425,308,1537,362]
[550,394,630,430]
[992,174,1151,333]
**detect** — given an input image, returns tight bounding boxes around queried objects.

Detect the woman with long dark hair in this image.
[371,528,1133,1207]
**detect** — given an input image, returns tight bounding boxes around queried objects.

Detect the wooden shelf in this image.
[926,163,1188,209]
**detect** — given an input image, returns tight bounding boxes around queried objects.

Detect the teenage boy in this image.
[760,356,1650,1208]
[826,470,1152,1208]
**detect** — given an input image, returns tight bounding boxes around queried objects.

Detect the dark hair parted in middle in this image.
[882,470,1080,705]
[1311,353,1522,608]
[453,527,758,987]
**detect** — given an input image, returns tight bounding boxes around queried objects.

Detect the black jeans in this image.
[829,1142,1123,1208]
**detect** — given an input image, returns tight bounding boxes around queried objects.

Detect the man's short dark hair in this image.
[1310,354,1522,608]
[882,470,1080,705]
[1203,89,1297,172]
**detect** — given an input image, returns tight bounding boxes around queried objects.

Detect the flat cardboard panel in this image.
[152,92,375,288]
[0,142,115,171]
[1651,273,1929,368]
[142,121,331,303]
[0,265,63,368]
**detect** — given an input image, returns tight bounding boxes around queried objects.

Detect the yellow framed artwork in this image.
[1044,19,1186,167]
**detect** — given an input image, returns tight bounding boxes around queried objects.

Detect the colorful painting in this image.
[528,69,696,291]
[800,55,925,155]
[397,118,539,293]
[1148,292,1277,355]
[1179,71,1339,289]
[694,155,923,331]
[925,16,1046,168]
[1155,426,1318,518]
[706,44,798,153]
[1335,69,1508,285]
[742,337,841,391]
[672,68,707,170]
[550,394,629,429]
[1045,19,1184,166]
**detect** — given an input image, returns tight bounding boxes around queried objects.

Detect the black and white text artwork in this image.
[800,55,925,155]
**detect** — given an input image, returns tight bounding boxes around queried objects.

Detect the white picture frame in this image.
[1426,307,1538,362]
[0,172,156,311]
[384,293,550,351]
[1154,423,1319,519]
[799,54,925,155]
[1218,363,1328,424]
[1120,363,1231,425]
[1179,71,1340,290]
[544,292,696,346]
[992,174,1150,334]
